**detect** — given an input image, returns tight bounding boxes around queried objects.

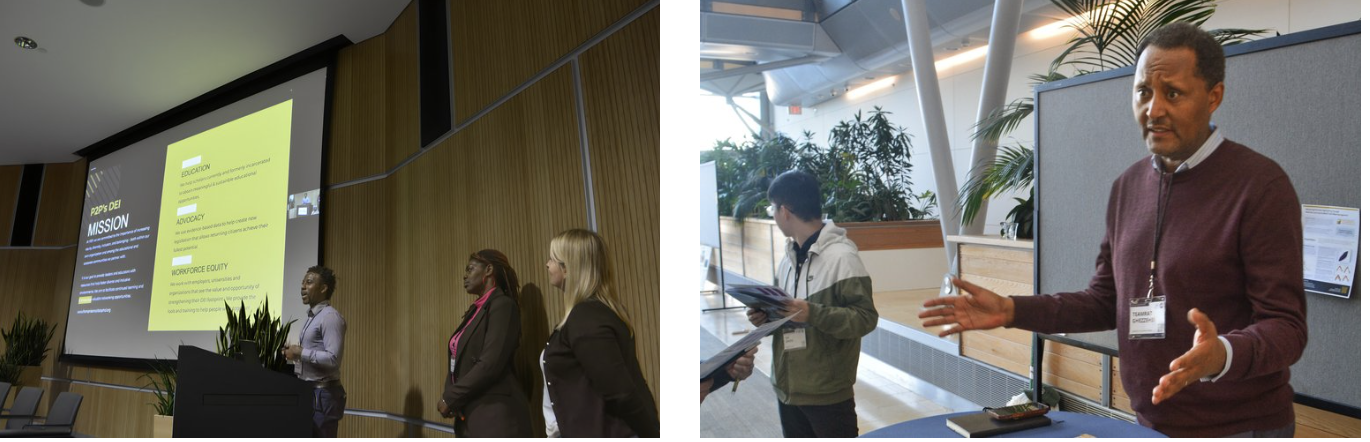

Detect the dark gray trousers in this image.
[312,384,346,437]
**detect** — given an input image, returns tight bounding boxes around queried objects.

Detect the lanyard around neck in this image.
[1146,171,1176,299]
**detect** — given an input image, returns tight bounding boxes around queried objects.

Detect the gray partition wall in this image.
[1034,22,1359,411]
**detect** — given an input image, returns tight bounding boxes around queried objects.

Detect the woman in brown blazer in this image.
[541,229,658,437]
[437,249,532,437]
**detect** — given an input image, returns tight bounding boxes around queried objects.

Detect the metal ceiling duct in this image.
[702,0,1060,107]
[765,0,999,107]
[700,9,842,97]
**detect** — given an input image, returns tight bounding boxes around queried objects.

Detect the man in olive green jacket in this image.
[748,170,879,438]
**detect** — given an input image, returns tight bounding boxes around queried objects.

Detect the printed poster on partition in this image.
[1302,205,1359,298]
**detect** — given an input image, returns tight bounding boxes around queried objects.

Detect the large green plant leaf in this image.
[970,98,1036,143]
[1051,0,1216,74]
[958,144,1035,226]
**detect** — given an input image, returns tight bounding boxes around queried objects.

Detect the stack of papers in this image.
[700,314,794,380]
[724,284,792,321]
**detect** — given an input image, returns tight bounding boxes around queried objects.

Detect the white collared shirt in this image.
[1150,123,1223,173]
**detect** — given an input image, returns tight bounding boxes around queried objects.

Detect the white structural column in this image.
[965,0,1024,234]
[899,0,960,268]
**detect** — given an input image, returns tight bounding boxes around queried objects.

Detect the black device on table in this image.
[985,402,1050,421]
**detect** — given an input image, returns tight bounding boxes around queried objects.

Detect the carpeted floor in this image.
[700,327,783,438]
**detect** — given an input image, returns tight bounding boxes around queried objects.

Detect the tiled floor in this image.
[701,291,973,436]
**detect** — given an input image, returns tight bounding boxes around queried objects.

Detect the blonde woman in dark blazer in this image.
[540,229,658,437]
[437,249,532,437]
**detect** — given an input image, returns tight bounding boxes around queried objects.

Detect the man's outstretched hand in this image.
[1152,308,1226,405]
[918,277,1015,337]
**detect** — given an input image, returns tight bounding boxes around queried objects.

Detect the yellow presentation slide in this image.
[147,100,292,331]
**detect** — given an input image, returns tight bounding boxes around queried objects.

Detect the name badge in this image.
[1128,296,1166,340]
[449,357,456,375]
[782,327,807,351]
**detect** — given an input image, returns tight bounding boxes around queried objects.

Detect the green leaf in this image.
[970,98,1035,143]
[958,144,1035,226]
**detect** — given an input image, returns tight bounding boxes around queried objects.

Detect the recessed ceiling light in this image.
[15,36,38,50]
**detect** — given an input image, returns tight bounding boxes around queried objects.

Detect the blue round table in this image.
[861,411,1167,438]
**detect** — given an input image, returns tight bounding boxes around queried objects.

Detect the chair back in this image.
[5,387,43,430]
[42,392,83,429]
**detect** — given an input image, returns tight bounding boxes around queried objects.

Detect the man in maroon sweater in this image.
[920,23,1306,437]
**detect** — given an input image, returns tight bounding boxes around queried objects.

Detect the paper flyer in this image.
[1302,205,1358,298]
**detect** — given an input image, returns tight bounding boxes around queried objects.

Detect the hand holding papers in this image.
[701,313,795,382]
[725,284,794,322]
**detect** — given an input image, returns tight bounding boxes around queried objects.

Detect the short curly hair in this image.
[1135,22,1225,89]
[307,265,336,299]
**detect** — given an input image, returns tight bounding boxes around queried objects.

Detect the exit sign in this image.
[788,105,802,115]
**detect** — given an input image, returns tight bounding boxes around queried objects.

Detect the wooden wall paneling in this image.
[958,274,1032,299]
[33,160,87,246]
[448,0,650,123]
[393,65,587,435]
[579,6,660,409]
[39,247,76,411]
[327,34,389,184]
[0,247,158,438]
[973,324,1031,345]
[0,165,21,238]
[1040,348,1102,401]
[385,1,421,165]
[339,416,411,438]
[320,179,397,435]
[963,329,1103,402]
[1109,357,1134,414]
[51,367,158,437]
[0,249,65,328]
[959,243,1033,264]
[960,251,1032,285]
[962,334,1027,375]
[837,221,944,251]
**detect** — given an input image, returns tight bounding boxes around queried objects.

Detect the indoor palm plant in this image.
[960,0,1267,231]
[216,301,295,373]
[0,311,58,387]
[957,144,1035,238]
